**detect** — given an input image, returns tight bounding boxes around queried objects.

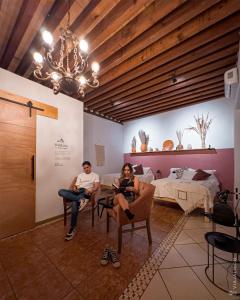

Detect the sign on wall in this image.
[95,144,105,166]
[54,138,71,167]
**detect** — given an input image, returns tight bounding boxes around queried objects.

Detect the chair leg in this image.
[146,219,152,245]
[91,202,94,227]
[97,202,99,216]
[106,212,110,233]
[131,223,134,229]
[118,225,122,254]
[63,202,67,226]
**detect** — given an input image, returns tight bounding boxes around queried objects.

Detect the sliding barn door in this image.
[0,99,36,239]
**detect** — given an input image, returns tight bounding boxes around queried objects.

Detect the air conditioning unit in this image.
[224,67,239,98]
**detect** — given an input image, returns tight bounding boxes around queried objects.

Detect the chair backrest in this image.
[118,182,155,225]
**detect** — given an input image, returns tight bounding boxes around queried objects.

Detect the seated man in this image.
[58,161,100,240]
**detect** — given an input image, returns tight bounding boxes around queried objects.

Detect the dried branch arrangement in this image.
[176,130,183,144]
[138,130,149,145]
[176,130,184,150]
[138,130,149,152]
[187,113,212,149]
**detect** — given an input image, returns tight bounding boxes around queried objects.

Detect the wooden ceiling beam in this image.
[96,0,240,85]
[97,0,220,75]
[0,0,24,62]
[107,65,232,117]
[113,84,224,119]
[86,0,156,53]
[0,0,41,69]
[121,93,224,122]
[7,0,56,72]
[90,0,190,65]
[120,91,223,122]
[15,0,76,76]
[91,57,235,114]
[90,45,238,110]
[84,13,240,102]
[106,78,224,116]
[85,31,238,107]
[97,0,240,86]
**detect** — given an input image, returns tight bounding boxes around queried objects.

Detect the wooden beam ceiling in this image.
[0,0,239,123]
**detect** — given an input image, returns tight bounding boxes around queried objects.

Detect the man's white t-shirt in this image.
[75,172,99,190]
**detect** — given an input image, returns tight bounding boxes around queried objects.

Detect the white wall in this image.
[123,97,235,153]
[84,113,123,176]
[0,68,83,222]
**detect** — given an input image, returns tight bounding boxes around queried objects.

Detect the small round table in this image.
[205,231,240,296]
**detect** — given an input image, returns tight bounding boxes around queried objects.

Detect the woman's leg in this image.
[114,193,129,210]
[114,194,134,220]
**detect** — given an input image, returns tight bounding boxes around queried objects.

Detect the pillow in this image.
[174,168,184,179]
[182,169,196,180]
[204,169,216,175]
[192,169,211,181]
[143,167,152,175]
[133,164,144,175]
[168,167,186,179]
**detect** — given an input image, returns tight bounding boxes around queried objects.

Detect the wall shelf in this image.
[129,148,217,156]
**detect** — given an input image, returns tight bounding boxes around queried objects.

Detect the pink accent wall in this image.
[124,148,234,191]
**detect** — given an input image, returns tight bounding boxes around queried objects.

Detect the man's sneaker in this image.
[100,247,110,266]
[79,199,89,211]
[109,247,120,268]
[65,228,76,241]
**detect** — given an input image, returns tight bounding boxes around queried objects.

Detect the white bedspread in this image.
[151,178,220,213]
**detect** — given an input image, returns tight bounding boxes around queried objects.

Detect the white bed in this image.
[151,168,220,214]
[101,167,155,187]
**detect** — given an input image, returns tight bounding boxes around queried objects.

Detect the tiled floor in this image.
[140,213,240,300]
[0,202,182,300]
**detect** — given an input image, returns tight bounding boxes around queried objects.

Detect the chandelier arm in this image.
[33,66,52,81]
[44,52,67,75]
[86,77,99,88]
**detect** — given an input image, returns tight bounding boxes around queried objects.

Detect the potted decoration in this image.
[131,136,136,153]
[187,113,212,149]
[176,130,184,150]
[138,130,149,152]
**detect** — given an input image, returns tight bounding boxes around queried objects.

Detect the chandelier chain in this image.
[59,38,64,68]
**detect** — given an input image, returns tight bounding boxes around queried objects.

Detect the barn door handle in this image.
[31,155,35,180]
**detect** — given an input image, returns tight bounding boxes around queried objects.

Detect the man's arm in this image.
[85,182,99,195]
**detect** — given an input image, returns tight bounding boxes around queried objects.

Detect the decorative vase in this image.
[131,147,136,153]
[201,138,206,149]
[176,144,184,150]
[141,143,147,152]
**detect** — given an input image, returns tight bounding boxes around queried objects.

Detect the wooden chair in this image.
[63,177,100,227]
[106,182,155,253]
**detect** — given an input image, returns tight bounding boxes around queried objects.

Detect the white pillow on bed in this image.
[168,168,183,179]
[181,169,196,180]
[143,167,153,175]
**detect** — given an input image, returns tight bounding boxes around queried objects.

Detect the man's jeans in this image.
[58,189,86,229]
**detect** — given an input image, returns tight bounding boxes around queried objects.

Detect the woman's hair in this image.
[120,163,134,182]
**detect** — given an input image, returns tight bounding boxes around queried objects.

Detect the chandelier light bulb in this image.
[33,52,43,64]
[79,76,86,85]
[79,39,88,53]
[91,62,100,73]
[42,30,53,45]
[51,72,61,81]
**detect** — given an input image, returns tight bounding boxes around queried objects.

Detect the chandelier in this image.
[32,3,100,98]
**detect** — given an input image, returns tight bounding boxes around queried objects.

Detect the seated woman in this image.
[113,163,139,220]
